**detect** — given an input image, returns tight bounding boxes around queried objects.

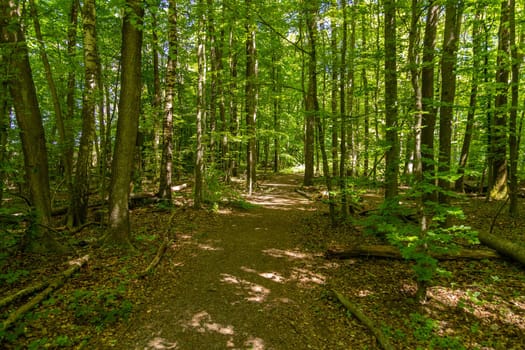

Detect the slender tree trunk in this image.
[490,0,510,201]
[438,0,463,206]
[228,21,239,178]
[330,2,338,178]
[508,0,519,216]
[339,0,348,217]
[272,54,280,173]
[29,0,73,200]
[0,82,9,205]
[408,0,422,181]
[194,0,206,208]
[70,0,99,226]
[207,0,217,165]
[303,1,317,187]
[158,0,178,200]
[420,1,440,218]
[245,0,258,195]
[384,0,399,200]
[106,0,144,247]
[455,8,482,192]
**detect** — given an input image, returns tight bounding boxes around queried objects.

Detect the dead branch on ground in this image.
[333,290,394,350]
[0,255,89,332]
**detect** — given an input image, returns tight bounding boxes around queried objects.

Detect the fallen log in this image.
[0,280,49,309]
[333,290,394,350]
[325,244,501,260]
[478,231,525,266]
[1,255,89,332]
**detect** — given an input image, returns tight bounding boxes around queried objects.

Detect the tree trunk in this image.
[158,0,177,200]
[1,1,65,254]
[384,0,399,201]
[408,0,422,181]
[0,81,8,205]
[490,0,510,201]
[303,0,317,188]
[455,8,482,192]
[420,1,440,230]
[508,0,520,217]
[28,0,73,201]
[70,0,99,226]
[106,0,144,248]
[438,0,463,207]
[194,0,206,208]
[245,0,258,195]
[330,2,338,178]
[339,0,348,218]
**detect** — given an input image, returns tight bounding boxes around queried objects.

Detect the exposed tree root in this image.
[0,255,89,332]
[333,290,394,350]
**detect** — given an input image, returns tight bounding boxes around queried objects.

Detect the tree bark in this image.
[384,0,399,201]
[245,0,258,195]
[70,0,99,226]
[303,1,317,187]
[438,0,463,206]
[508,0,520,217]
[106,0,144,247]
[325,245,501,261]
[0,1,65,253]
[194,0,206,208]
[158,0,178,200]
[478,231,525,265]
[490,0,510,201]
[333,290,394,350]
[455,7,482,192]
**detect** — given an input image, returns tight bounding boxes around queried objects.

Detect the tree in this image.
[303,0,317,187]
[437,0,463,206]
[383,0,399,201]
[70,0,100,226]
[194,0,206,207]
[420,1,440,227]
[508,0,520,216]
[0,0,65,253]
[455,6,483,192]
[106,0,144,247]
[158,0,178,201]
[245,0,258,195]
[489,0,510,201]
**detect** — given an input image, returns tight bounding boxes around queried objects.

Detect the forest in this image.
[1,0,525,348]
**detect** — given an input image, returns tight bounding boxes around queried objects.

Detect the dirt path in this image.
[116,174,349,350]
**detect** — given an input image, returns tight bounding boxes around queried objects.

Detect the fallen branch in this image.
[333,290,394,350]
[325,245,501,260]
[478,231,525,266]
[0,280,49,309]
[137,240,171,278]
[1,255,89,332]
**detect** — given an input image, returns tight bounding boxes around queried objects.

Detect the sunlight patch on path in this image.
[146,337,179,349]
[220,273,271,302]
[262,248,316,260]
[183,311,266,349]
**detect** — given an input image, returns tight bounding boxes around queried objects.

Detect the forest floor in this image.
[1,173,525,349]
